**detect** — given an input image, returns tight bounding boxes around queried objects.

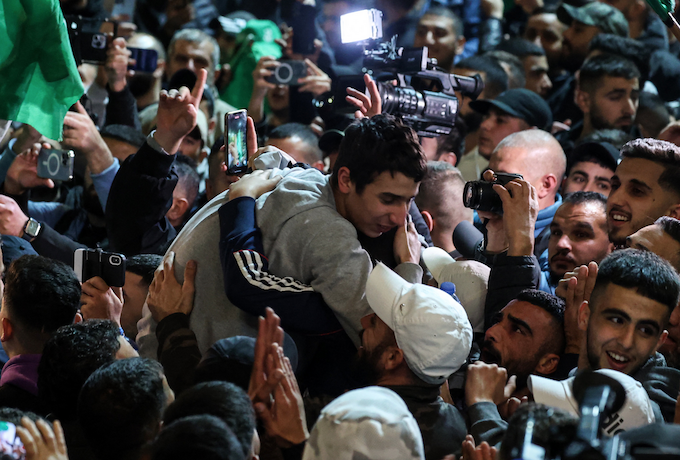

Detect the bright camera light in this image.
[340,9,383,44]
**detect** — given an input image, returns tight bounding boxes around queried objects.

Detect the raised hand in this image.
[105,37,132,92]
[298,59,331,96]
[4,142,54,195]
[16,418,68,460]
[346,73,382,119]
[154,69,207,154]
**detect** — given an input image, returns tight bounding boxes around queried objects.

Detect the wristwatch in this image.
[22,218,42,242]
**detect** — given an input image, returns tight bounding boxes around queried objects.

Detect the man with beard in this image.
[625,217,680,368]
[453,55,508,181]
[548,2,628,124]
[357,262,472,460]
[607,138,680,247]
[480,289,565,391]
[542,192,613,294]
[575,249,680,420]
[556,54,640,153]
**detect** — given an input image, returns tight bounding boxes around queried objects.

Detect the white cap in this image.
[366,262,473,385]
[422,247,489,333]
[528,369,655,436]
[302,386,425,460]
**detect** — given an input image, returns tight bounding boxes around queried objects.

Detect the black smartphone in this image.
[291,3,317,55]
[225,110,248,175]
[128,48,158,73]
[65,16,117,65]
[74,248,127,287]
[266,60,307,86]
[37,148,75,182]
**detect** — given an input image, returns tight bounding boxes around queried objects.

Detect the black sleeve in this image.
[478,17,503,54]
[104,84,142,131]
[484,253,541,330]
[106,141,177,256]
[156,312,202,395]
[31,223,87,267]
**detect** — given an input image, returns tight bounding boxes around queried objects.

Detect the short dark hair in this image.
[591,249,680,322]
[499,403,578,460]
[516,289,565,354]
[576,129,633,151]
[562,190,608,209]
[126,254,163,286]
[655,216,680,245]
[174,156,200,217]
[495,38,545,58]
[578,53,640,94]
[268,122,323,164]
[163,381,255,458]
[3,255,80,335]
[484,50,526,89]
[38,320,122,421]
[637,91,671,139]
[620,138,680,198]
[78,358,167,460]
[0,408,41,425]
[422,6,463,38]
[414,161,467,229]
[455,55,509,99]
[589,34,650,83]
[436,117,467,162]
[151,415,244,460]
[100,125,147,149]
[516,289,565,325]
[331,114,426,194]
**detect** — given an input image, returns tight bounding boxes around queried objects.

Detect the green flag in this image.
[0,0,84,140]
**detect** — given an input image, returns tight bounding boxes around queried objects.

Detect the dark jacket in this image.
[106,141,178,256]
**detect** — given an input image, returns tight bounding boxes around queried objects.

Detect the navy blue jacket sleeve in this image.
[219,197,343,336]
[106,142,177,256]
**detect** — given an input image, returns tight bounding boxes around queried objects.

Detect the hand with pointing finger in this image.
[154,68,207,154]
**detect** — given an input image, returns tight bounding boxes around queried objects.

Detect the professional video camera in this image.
[315,9,484,137]
[513,372,678,460]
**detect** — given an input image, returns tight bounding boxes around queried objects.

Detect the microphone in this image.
[453,221,484,259]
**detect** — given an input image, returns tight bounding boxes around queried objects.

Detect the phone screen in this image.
[226,110,248,174]
[0,421,25,460]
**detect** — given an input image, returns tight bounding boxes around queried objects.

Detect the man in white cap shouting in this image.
[358,262,473,460]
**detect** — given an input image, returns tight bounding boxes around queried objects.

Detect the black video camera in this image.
[314,10,484,138]
[463,172,523,214]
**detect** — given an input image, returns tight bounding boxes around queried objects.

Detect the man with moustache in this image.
[548,2,629,124]
[556,54,640,153]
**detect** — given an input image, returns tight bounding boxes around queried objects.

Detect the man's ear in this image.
[382,345,406,371]
[0,317,13,342]
[655,330,669,354]
[421,210,434,232]
[438,151,458,167]
[577,300,590,332]
[153,60,166,80]
[74,312,83,324]
[666,203,680,219]
[455,36,467,58]
[575,88,591,114]
[166,197,190,225]
[336,166,353,194]
[311,160,325,172]
[535,353,560,375]
[536,174,558,199]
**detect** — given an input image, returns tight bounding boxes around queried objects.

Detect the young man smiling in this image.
[576,249,680,420]
[607,138,680,247]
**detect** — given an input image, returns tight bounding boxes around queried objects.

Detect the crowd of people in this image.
[2,0,680,458]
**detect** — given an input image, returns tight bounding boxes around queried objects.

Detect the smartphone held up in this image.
[225,110,249,175]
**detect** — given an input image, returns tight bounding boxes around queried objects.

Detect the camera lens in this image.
[47,153,60,176]
[109,255,122,266]
[276,63,293,84]
[463,181,503,214]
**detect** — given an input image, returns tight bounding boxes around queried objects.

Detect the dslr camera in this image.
[463,173,523,214]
